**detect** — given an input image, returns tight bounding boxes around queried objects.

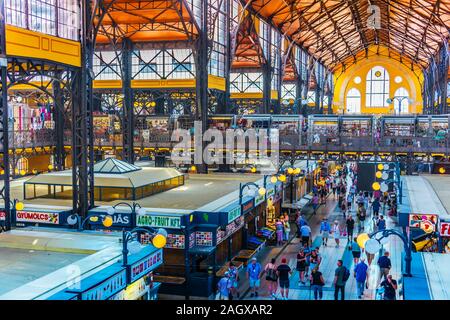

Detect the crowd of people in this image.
[217,162,399,301]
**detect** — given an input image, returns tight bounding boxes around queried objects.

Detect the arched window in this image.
[346,88,361,113]
[394,87,409,114]
[366,66,389,107]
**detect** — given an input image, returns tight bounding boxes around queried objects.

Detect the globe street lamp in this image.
[121,227,167,266]
[66,211,116,231]
[107,202,146,228]
[358,229,412,277]
[239,182,266,205]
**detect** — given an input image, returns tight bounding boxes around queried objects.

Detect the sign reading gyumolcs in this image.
[170,121,279,173]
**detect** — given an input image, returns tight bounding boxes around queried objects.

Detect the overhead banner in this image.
[16,210,59,225]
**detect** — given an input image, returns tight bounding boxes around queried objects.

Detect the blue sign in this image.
[128,246,164,283]
[89,212,132,228]
[81,269,127,300]
[66,264,127,301]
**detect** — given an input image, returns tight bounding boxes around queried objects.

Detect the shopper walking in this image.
[320,218,331,246]
[309,248,321,271]
[376,215,386,232]
[263,258,278,299]
[377,251,392,280]
[217,272,232,300]
[372,197,381,218]
[276,258,292,300]
[283,218,291,241]
[300,223,312,247]
[332,220,342,248]
[296,248,307,285]
[380,275,398,300]
[246,257,262,297]
[310,266,325,300]
[228,262,240,299]
[356,202,367,232]
[312,193,319,215]
[333,260,349,300]
[349,236,362,265]
[354,258,369,299]
[275,219,284,246]
[346,215,355,242]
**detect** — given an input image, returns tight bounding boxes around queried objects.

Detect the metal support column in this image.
[72,0,95,217]
[53,71,65,171]
[122,39,134,164]
[262,27,272,114]
[194,0,209,174]
[0,0,10,230]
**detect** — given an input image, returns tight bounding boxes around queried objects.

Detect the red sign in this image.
[0,211,5,221]
[16,211,59,224]
[440,221,450,237]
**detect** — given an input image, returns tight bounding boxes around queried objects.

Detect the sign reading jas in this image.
[89,212,132,228]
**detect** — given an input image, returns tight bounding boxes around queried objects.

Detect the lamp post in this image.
[373,162,402,205]
[368,229,412,277]
[66,211,115,231]
[2,199,24,231]
[238,182,266,205]
[121,227,167,266]
[108,202,146,228]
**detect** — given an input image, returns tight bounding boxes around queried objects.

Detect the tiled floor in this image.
[236,172,406,300]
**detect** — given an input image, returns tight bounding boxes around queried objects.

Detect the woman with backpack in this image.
[263,258,278,299]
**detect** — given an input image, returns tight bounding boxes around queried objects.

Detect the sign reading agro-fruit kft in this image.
[137,214,181,229]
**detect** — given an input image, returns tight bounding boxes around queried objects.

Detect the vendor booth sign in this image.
[80,268,127,300]
[129,248,163,283]
[137,214,181,229]
[266,186,275,198]
[110,278,148,300]
[16,210,60,225]
[440,221,450,237]
[409,214,438,233]
[241,198,254,214]
[227,206,242,224]
[254,193,265,207]
[89,212,132,229]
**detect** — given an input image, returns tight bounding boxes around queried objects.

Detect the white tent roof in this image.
[25,166,183,189]
[93,158,141,174]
